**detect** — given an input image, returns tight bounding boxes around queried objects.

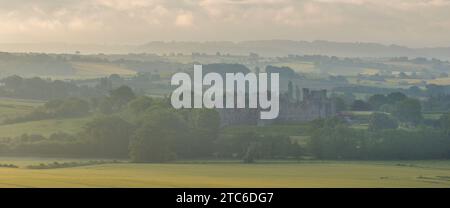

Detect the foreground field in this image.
[1,160,450,187]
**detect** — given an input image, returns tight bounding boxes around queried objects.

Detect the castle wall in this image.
[218,88,336,127]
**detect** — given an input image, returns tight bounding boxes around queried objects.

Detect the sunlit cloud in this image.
[0,0,449,46]
[175,12,194,27]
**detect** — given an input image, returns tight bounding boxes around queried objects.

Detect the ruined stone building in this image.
[217,88,336,127]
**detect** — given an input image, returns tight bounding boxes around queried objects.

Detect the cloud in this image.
[0,0,449,46]
[175,12,194,27]
[95,0,156,10]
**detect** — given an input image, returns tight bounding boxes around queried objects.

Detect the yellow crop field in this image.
[1,161,450,188]
[71,62,136,78]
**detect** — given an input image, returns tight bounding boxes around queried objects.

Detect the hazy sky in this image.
[1,0,450,47]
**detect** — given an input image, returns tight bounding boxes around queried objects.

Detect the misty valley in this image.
[1,46,450,187]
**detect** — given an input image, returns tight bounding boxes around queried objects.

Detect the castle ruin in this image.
[217,88,336,127]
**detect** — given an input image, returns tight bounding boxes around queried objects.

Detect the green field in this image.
[0,117,91,137]
[70,62,136,78]
[0,98,91,137]
[272,61,318,73]
[1,159,450,187]
[0,98,44,123]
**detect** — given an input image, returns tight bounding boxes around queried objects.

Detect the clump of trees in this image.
[351,100,371,111]
[130,108,187,162]
[359,92,424,126]
[0,75,105,100]
[3,85,138,125]
[391,98,423,125]
[94,85,137,114]
[0,163,18,168]
[368,112,398,131]
[81,116,135,158]
[308,117,450,160]
[129,107,226,162]
[27,160,119,169]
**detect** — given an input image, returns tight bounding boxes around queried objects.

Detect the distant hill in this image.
[2,40,450,60]
[137,40,450,60]
[0,53,137,78]
[0,52,74,77]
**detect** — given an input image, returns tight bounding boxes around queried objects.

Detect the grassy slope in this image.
[0,98,91,137]
[272,62,318,73]
[0,161,450,187]
[0,98,44,123]
[70,62,136,78]
[0,117,91,138]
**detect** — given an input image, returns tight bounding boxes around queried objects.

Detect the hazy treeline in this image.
[0,100,300,162]
[137,40,450,60]
[335,84,450,98]
[0,75,106,100]
[334,86,450,113]
[0,86,301,162]
[0,52,74,76]
[2,74,450,162]
[309,117,450,160]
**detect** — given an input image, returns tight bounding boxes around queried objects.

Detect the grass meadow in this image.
[1,159,450,187]
[0,117,91,138]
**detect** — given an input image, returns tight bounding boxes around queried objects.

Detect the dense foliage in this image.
[309,118,450,160]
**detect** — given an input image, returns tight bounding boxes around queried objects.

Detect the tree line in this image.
[0,88,301,162]
[308,116,450,160]
[2,83,450,162]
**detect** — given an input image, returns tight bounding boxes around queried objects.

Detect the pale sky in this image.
[1,0,450,47]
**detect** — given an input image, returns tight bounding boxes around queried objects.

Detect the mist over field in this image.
[1,0,450,188]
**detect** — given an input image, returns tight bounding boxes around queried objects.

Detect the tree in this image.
[129,109,188,162]
[438,113,450,135]
[368,112,398,131]
[83,116,134,158]
[44,99,64,109]
[109,85,136,110]
[54,98,90,117]
[392,98,423,125]
[426,84,445,97]
[351,100,371,111]
[368,94,388,110]
[408,86,422,96]
[128,96,153,114]
[265,65,296,78]
[97,98,113,114]
[308,125,363,159]
[41,98,89,118]
[2,75,23,90]
[242,143,259,163]
[109,74,122,82]
[187,109,221,158]
[387,92,407,104]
